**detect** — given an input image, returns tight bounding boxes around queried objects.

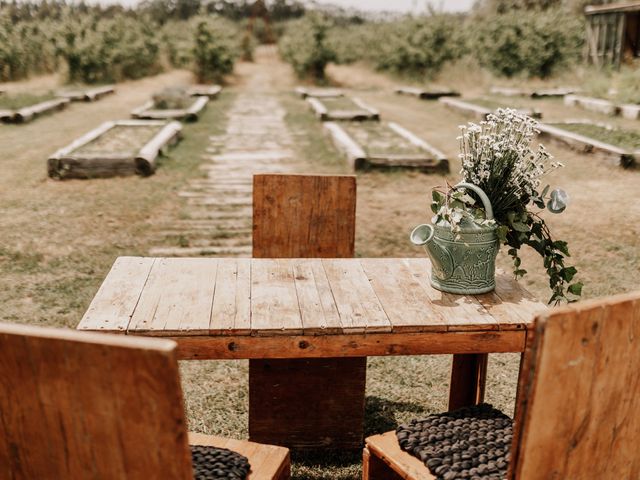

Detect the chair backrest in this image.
[509,292,640,479]
[0,323,193,480]
[252,173,357,258]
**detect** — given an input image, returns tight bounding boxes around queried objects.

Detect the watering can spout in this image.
[409,224,454,279]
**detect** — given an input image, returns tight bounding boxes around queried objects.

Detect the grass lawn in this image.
[552,122,640,151]
[0,91,56,110]
[342,122,424,157]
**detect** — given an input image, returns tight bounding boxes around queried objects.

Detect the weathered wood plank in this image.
[78,256,155,332]
[210,258,251,335]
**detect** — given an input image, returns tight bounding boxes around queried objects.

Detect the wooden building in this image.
[585,1,640,68]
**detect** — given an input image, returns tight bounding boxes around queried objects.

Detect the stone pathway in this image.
[149,92,296,256]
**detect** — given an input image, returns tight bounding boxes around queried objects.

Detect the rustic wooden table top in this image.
[78,256,545,339]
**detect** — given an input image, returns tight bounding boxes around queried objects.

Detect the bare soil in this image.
[342,122,423,157]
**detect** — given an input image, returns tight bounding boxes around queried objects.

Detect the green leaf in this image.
[496,225,509,243]
[432,190,444,203]
[512,222,529,233]
[568,282,583,296]
[541,185,550,197]
[560,266,577,282]
[553,240,570,257]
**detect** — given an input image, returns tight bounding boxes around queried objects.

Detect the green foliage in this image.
[192,16,238,82]
[615,67,640,105]
[279,13,337,81]
[0,92,56,110]
[473,9,583,78]
[554,123,640,151]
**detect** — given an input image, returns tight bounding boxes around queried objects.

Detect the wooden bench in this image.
[362,291,640,479]
[0,322,290,480]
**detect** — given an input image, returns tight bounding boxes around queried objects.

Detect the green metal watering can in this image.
[410,182,499,295]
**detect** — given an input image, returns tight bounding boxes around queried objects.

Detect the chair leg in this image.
[363,447,405,480]
[448,353,488,411]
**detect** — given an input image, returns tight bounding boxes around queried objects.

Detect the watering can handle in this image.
[454,182,494,221]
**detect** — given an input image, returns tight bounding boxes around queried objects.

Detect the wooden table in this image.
[78,256,545,447]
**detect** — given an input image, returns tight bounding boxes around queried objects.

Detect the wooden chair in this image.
[363,291,640,479]
[0,322,290,480]
[250,173,363,450]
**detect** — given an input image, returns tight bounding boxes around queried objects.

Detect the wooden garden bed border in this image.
[395,86,460,100]
[48,120,183,179]
[537,120,638,168]
[188,85,222,98]
[307,96,379,121]
[563,94,640,120]
[324,121,450,172]
[439,97,542,120]
[57,85,115,102]
[490,86,577,98]
[131,96,209,122]
[0,97,70,124]
[295,86,344,98]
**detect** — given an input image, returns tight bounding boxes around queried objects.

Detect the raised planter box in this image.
[131,96,209,122]
[307,96,379,121]
[537,121,638,168]
[57,85,115,102]
[620,104,640,120]
[295,86,344,98]
[563,95,619,116]
[0,98,70,124]
[324,121,449,172]
[439,97,542,120]
[490,86,577,98]
[395,86,459,100]
[188,85,222,98]
[48,120,182,179]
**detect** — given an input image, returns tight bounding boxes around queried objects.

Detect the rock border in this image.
[395,86,460,100]
[47,119,183,179]
[324,121,449,172]
[439,97,542,120]
[537,121,638,169]
[295,86,344,98]
[131,96,209,122]
[307,96,379,121]
[188,85,222,98]
[0,97,70,124]
[57,85,115,102]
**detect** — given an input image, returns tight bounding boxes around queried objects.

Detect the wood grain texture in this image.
[188,433,290,480]
[509,292,640,479]
[249,358,367,449]
[252,174,356,258]
[364,432,435,480]
[172,330,526,359]
[448,353,488,410]
[0,323,192,480]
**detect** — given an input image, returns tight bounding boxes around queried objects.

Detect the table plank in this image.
[128,258,218,335]
[78,257,155,332]
[360,258,447,332]
[322,259,391,333]
[251,259,303,336]
[210,258,251,335]
[402,258,499,331]
[292,259,343,334]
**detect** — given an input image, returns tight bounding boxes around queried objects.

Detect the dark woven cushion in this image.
[396,403,512,480]
[191,445,251,480]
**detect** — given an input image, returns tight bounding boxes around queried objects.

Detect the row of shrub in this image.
[0,5,244,83]
[278,7,584,82]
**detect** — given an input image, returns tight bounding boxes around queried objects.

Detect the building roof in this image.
[585,1,640,15]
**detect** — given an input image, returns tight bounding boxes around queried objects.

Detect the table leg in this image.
[249,357,366,450]
[448,353,488,411]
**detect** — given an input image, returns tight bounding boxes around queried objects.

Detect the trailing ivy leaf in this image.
[560,266,577,282]
[512,221,529,232]
[552,240,570,256]
[496,225,509,243]
[568,282,583,296]
[541,185,550,197]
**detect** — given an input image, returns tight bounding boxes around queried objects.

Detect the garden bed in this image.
[324,121,449,172]
[0,93,70,124]
[395,86,459,100]
[295,86,344,98]
[307,96,379,121]
[537,121,638,168]
[467,97,542,119]
[56,85,115,102]
[48,120,182,179]
[131,94,209,122]
[188,85,222,98]
[563,94,619,116]
[490,86,577,98]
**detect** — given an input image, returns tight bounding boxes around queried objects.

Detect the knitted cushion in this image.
[191,445,251,480]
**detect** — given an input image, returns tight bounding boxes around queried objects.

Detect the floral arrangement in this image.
[432,109,582,304]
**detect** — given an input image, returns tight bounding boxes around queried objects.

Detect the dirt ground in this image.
[2,47,639,480]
